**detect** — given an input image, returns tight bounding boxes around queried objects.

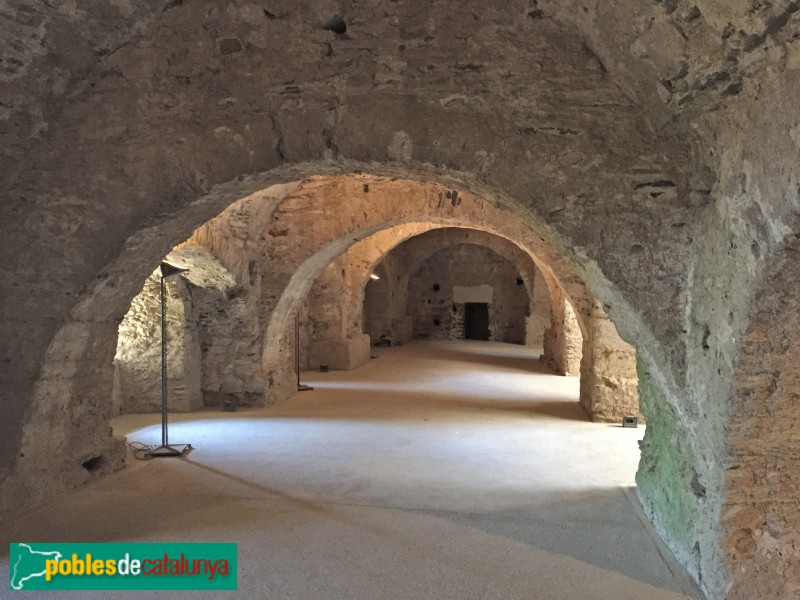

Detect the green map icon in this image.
[10,543,63,590]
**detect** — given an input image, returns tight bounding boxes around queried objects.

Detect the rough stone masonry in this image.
[2,1,800,598]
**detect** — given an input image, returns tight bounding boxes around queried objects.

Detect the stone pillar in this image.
[264,321,301,405]
[542,286,582,376]
[526,267,551,350]
[579,302,640,422]
[304,258,371,370]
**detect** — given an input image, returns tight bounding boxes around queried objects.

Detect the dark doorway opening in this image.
[464,302,490,341]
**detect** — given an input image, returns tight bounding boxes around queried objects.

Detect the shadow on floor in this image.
[267,391,590,423]
[421,345,557,374]
[0,460,311,558]
[113,393,590,426]
[413,488,701,598]
[0,467,698,598]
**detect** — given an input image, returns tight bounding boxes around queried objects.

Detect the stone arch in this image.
[243,176,597,403]
[304,227,545,349]
[73,174,635,428]
[234,177,637,423]
[353,228,544,346]
[300,228,545,368]
[1,162,687,591]
[309,227,627,418]
[320,226,566,369]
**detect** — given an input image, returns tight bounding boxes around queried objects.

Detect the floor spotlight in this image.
[622,415,638,428]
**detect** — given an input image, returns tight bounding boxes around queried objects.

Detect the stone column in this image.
[579,302,640,422]
[526,267,551,350]
[542,286,582,376]
[305,257,370,370]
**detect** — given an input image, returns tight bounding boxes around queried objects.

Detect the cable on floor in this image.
[126,441,156,460]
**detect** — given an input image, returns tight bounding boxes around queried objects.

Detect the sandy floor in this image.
[0,340,701,599]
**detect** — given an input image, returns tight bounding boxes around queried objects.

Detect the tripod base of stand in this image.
[143,444,193,459]
[297,384,314,392]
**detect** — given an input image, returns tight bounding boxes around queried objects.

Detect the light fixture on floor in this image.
[142,260,193,459]
[622,415,638,428]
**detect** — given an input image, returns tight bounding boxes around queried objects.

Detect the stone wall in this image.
[114,245,264,412]
[722,225,800,599]
[112,269,202,414]
[409,244,529,343]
